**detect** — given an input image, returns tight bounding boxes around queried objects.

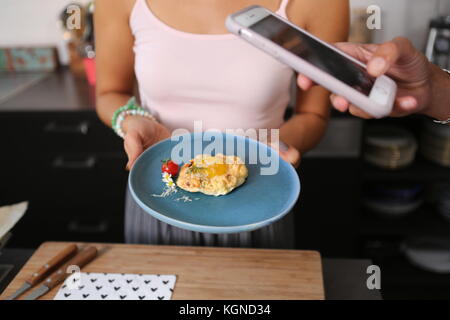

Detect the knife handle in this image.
[25,244,78,286]
[43,246,97,290]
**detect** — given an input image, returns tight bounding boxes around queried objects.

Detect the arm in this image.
[95,0,170,169]
[95,0,135,127]
[280,0,350,156]
[423,63,450,121]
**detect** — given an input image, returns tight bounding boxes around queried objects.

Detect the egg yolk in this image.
[206,163,228,178]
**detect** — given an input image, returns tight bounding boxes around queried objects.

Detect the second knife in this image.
[6,243,78,300]
[23,246,98,300]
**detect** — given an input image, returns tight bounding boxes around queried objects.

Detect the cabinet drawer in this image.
[0,153,128,209]
[0,114,32,180]
[28,112,123,153]
[8,205,124,248]
[0,111,124,156]
[30,152,128,208]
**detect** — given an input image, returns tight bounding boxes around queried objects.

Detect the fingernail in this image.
[369,57,387,75]
[400,98,417,110]
[334,96,347,111]
[299,78,309,89]
[279,141,289,153]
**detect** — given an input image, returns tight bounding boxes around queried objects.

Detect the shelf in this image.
[362,156,450,182]
[358,205,450,237]
[380,256,450,286]
[374,256,450,299]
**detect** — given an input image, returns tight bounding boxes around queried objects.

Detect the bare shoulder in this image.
[95,0,136,18]
[286,0,349,27]
[286,0,349,40]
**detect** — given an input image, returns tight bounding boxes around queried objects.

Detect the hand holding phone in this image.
[297,38,434,119]
[226,6,398,118]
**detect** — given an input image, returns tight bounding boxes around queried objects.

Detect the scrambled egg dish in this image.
[176,154,248,196]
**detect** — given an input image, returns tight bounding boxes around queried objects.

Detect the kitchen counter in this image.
[0,68,95,112]
[0,247,382,300]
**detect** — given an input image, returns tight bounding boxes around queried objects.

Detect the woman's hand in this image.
[280,144,301,168]
[122,116,171,170]
[269,141,301,168]
[297,37,433,119]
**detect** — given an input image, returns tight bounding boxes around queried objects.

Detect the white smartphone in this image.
[226,6,397,118]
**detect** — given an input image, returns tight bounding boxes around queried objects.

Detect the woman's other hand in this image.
[122,116,170,170]
[280,144,301,168]
[297,37,433,119]
[269,141,301,168]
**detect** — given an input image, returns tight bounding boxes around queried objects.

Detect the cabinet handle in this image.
[67,220,109,234]
[44,121,89,135]
[52,156,96,170]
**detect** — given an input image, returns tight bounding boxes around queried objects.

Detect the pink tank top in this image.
[130,0,294,132]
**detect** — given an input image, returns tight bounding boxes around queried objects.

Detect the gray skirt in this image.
[124,187,295,249]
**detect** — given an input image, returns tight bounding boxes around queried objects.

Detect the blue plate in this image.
[129,132,300,234]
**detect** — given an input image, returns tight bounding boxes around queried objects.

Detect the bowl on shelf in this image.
[363,183,424,219]
[420,122,450,167]
[436,187,450,222]
[402,237,450,274]
[364,125,418,170]
[363,197,424,219]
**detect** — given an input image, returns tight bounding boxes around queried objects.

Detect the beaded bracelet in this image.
[112,97,157,138]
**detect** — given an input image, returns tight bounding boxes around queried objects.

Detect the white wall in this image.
[351,0,450,49]
[0,0,90,63]
[0,0,449,51]
[0,0,90,46]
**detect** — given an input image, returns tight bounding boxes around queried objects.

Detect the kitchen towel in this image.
[0,202,28,241]
[54,272,176,300]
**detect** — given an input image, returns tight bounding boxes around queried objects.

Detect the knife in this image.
[23,246,97,300]
[6,244,78,300]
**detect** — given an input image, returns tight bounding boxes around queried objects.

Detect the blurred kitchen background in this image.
[1,0,450,300]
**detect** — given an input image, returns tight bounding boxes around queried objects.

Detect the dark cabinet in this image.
[0,111,128,248]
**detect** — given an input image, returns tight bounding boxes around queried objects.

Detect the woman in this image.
[95,0,349,248]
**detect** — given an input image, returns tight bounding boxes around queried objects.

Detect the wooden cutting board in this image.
[1,242,324,300]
